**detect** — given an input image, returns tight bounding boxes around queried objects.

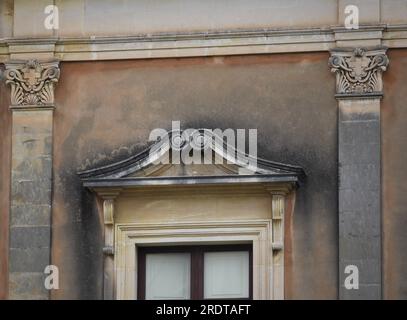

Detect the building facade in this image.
[0,0,406,300]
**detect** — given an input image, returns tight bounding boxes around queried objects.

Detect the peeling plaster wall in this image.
[51,53,338,299]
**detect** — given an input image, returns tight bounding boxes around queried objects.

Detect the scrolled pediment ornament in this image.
[4,59,60,108]
[329,47,389,97]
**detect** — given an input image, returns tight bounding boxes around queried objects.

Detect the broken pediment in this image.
[78,129,304,189]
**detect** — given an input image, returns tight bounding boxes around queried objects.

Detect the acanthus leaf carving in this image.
[329,47,389,96]
[4,59,60,107]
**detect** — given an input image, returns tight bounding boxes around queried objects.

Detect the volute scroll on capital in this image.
[4,59,60,108]
[329,47,389,98]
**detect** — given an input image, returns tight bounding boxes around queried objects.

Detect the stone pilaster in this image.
[329,47,388,300]
[266,183,294,300]
[4,60,60,299]
[94,189,121,300]
[102,197,115,301]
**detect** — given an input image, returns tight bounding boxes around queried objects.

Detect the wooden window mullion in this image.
[190,247,204,299]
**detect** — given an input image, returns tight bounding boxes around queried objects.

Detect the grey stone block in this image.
[339,120,380,146]
[10,204,51,226]
[339,259,381,285]
[339,164,380,190]
[340,284,381,300]
[9,272,49,300]
[14,126,52,136]
[339,105,380,122]
[339,141,380,165]
[11,178,51,206]
[339,211,380,239]
[9,247,50,272]
[339,235,381,261]
[339,189,380,212]
[11,156,52,177]
[10,226,51,249]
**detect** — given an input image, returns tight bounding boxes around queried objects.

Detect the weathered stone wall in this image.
[0,64,11,300]
[382,49,407,299]
[338,98,382,299]
[51,53,338,299]
[8,0,407,38]
[0,49,405,300]
[8,109,54,299]
[0,0,13,39]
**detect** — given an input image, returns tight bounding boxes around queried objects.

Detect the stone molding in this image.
[329,47,389,98]
[4,59,60,108]
[1,25,407,62]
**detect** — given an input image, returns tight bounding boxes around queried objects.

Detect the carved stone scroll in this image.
[4,59,60,108]
[329,47,388,97]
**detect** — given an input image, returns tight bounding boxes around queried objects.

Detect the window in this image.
[137,244,252,300]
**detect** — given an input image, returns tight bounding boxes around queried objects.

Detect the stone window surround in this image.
[97,184,290,300]
[76,125,300,300]
[115,219,279,300]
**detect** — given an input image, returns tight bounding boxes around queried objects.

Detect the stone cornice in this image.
[0,24,406,62]
[4,59,60,109]
[329,47,389,98]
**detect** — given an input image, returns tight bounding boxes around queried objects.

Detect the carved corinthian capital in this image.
[4,60,60,108]
[329,47,389,98]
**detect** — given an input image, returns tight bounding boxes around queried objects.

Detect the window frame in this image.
[115,220,279,300]
[137,244,253,300]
